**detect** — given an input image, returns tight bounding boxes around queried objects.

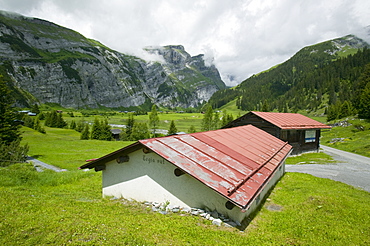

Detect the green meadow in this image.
[0,112,369,245]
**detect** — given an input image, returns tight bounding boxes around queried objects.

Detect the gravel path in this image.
[286,145,370,192]
[27,156,67,172]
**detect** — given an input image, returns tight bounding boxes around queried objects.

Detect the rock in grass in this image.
[212,219,222,226]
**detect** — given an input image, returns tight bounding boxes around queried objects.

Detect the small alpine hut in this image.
[80,125,292,225]
[222,111,331,155]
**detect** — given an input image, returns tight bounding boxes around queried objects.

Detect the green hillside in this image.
[208,35,370,119]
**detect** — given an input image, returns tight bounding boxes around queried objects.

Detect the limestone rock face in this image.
[0,11,226,108]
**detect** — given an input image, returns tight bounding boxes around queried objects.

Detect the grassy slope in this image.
[0,123,365,245]
[21,127,133,170]
[321,119,370,158]
[1,164,369,245]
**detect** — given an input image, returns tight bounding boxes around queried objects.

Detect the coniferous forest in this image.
[208,41,370,120]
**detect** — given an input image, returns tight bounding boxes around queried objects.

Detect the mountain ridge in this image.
[208,33,370,116]
[0,10,225,109]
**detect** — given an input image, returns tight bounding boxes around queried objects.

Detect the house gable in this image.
[101,149,251,222]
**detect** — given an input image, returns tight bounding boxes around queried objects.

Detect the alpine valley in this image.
[0,10,225,109]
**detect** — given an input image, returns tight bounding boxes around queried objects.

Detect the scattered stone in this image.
[181,207,191,213]
[142,201,241,228]
[191,210,200,216]
[211,210,219,219]
[330,138,345,143]
[212,219,222,226]
[152,202,161,208]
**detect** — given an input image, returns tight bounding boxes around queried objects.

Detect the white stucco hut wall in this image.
[241,164,285,217]
[102,149,286,223]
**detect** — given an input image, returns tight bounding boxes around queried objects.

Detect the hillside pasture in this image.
[3,124,366,245]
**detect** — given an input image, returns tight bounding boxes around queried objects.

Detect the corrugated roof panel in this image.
[138,125,292,208]
[142,138,232,193]
[208,132,265,163]
[177,135,253,176]
[192,133,258,171]
[157,137,244,184]
[252,111,331,129]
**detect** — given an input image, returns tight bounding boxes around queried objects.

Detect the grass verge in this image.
[286,152,336,165]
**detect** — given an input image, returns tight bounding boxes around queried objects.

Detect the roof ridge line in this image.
[227,141,289,196]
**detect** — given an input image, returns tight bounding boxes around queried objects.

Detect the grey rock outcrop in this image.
[0,11,225,108]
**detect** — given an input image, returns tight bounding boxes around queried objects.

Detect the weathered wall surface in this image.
[102,150,285,223]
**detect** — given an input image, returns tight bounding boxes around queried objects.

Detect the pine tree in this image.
[33,115,45,134]
[31,104,40,114]
[358,82,370,119]
[149,105,159,137]
[125,113,135,138]
[0,77,28,166]
[69,120,76,130]
[80,124,90,140]
[75,119,86,132]
[49,111,58,127]
[225,113,234,125]
[221,110,228,127]
[261,99,269,112]
[168,120,177,135]
[22,114,34,129]
[339,100,354,118]
[130,122,150,140]
[0,78,21,144]
[201,105,213,131]
[56,113,67,128]
[327,102,340,121]
[90,118,102,140]
[188,125,196,133]
[212,111,220,130]
[99,119,112,141]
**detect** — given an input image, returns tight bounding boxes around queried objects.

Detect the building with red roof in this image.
[222,111,331,155]
[80,125,292,226]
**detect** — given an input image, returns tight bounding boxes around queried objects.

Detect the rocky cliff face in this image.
[0,11,225,109]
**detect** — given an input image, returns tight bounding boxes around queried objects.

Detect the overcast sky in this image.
[1,0,370,85]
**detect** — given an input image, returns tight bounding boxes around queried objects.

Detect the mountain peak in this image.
[0,11,225,109]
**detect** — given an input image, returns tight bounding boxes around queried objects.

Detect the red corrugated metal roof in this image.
[139,125,292,209]
[251,111,331,130]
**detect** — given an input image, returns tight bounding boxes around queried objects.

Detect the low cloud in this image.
[1,0,369,86]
